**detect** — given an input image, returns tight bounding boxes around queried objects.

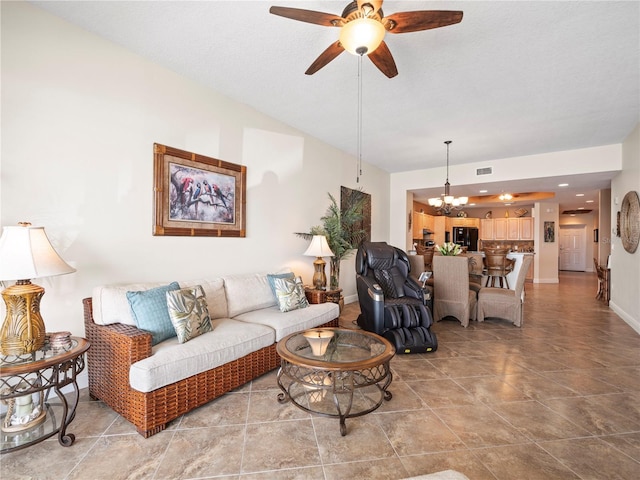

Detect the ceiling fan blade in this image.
[368,41,398,78]
[269,6,343,27]
[305,41,345,75]
[385,10,463,34]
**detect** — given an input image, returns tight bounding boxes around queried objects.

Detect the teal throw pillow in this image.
[267,272,295,299]
[126,282,180,345]
[166,285,213,344]
[273,276,309,313]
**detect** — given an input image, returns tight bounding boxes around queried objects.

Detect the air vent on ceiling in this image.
[476,167,492,176]
[562,210,593,215]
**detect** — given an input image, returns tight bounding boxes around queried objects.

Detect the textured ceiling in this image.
[30,0,640,213]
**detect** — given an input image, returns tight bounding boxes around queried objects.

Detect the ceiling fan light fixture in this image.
[339,17,386,55]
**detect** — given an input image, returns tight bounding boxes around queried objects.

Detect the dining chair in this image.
[423,247,435,272]
[407,254,425,284]
[433,255,477,328]
[483,250,515,288]
[477,255,533,327]
[466,252,485,298]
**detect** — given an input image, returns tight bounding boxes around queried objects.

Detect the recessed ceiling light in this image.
[586,200,594,203]
[479,190,487,193]
[558,183,569,187]
[504,203,512,206]
[578,207,584,210]
[576,193,584,197]
[469,203,476,206]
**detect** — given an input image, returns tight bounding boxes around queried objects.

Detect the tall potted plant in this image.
[296,192,367,290]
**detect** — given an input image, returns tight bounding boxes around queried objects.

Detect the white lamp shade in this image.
[0,225,76,281]
[303,235,334,258]
[339,17,386,55]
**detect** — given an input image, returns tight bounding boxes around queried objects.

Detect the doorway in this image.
[559,225,587,271]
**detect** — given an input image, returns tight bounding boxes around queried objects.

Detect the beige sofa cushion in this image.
[92,282,169,326]
[180,278,228,320]
[223,273,277,318]
[129,318,275,393]
[234,302,339,341]
[92,277,228,326]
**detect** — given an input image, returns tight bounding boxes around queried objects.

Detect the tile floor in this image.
[2,272,640,479]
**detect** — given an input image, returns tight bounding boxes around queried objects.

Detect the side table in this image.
[1,337,90,453]
[305,287,343,312]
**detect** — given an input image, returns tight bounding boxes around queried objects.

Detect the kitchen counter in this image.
[505,252,534,291]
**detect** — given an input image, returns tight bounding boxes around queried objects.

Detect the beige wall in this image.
[610,123,640,333]
[0,2,390,340]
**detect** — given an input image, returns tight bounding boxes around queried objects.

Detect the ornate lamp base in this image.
[312,257,327,291]
[0,281,46,356]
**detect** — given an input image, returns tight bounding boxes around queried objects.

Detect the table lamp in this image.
[303,235,334,291]
[0,222,76,356]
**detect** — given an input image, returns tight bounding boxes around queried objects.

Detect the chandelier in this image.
[499,193,513,201]
[428,141,468,215]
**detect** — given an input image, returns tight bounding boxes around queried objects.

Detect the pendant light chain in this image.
[357,55,363,183]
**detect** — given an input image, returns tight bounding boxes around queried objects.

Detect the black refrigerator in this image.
[452,227,479,251]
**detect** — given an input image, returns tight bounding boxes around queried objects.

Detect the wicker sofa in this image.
[82,272,339,438]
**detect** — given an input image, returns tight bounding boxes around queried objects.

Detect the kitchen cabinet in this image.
[423,214,435,233]
[493,218,508,240]
[519,217,533,240]
[451,218,479,228]
[507,218,520,240]
[412,211,423,239]
[481,217,533,241]
[433,216,447,246]
[412,212,436,239]
[480,218,493,240]
[526,260,534,281]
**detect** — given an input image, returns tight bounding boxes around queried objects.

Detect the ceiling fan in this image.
[269,1,463,78]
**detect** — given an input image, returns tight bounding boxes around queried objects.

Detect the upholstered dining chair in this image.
[407,254,425,284]
[423,247,435,272]
[433,255,477,328]
[477,255,533,327]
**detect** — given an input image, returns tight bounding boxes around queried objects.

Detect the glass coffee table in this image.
[276,328,395,436]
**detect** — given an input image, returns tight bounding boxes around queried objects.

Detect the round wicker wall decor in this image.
[620,190,640,254]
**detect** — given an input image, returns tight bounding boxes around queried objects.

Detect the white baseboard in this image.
[344,294,358,304]
[609,301,640,334]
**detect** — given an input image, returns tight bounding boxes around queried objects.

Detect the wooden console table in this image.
[596,266,610,305]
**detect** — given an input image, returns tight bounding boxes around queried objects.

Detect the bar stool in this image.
[483,250,514,288]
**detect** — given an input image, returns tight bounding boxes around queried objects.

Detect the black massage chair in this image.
[355,241,437,353]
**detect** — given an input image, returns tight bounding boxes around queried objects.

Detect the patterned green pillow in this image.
[273,276,309,313]
[166,285,213,343]
[267,272,295,299]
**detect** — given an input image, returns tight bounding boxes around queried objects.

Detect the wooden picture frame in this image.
[340,186,371,246]
[544,221,555,242]
[153,143,246,237]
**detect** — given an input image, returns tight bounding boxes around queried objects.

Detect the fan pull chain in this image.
[357,54,363,183]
